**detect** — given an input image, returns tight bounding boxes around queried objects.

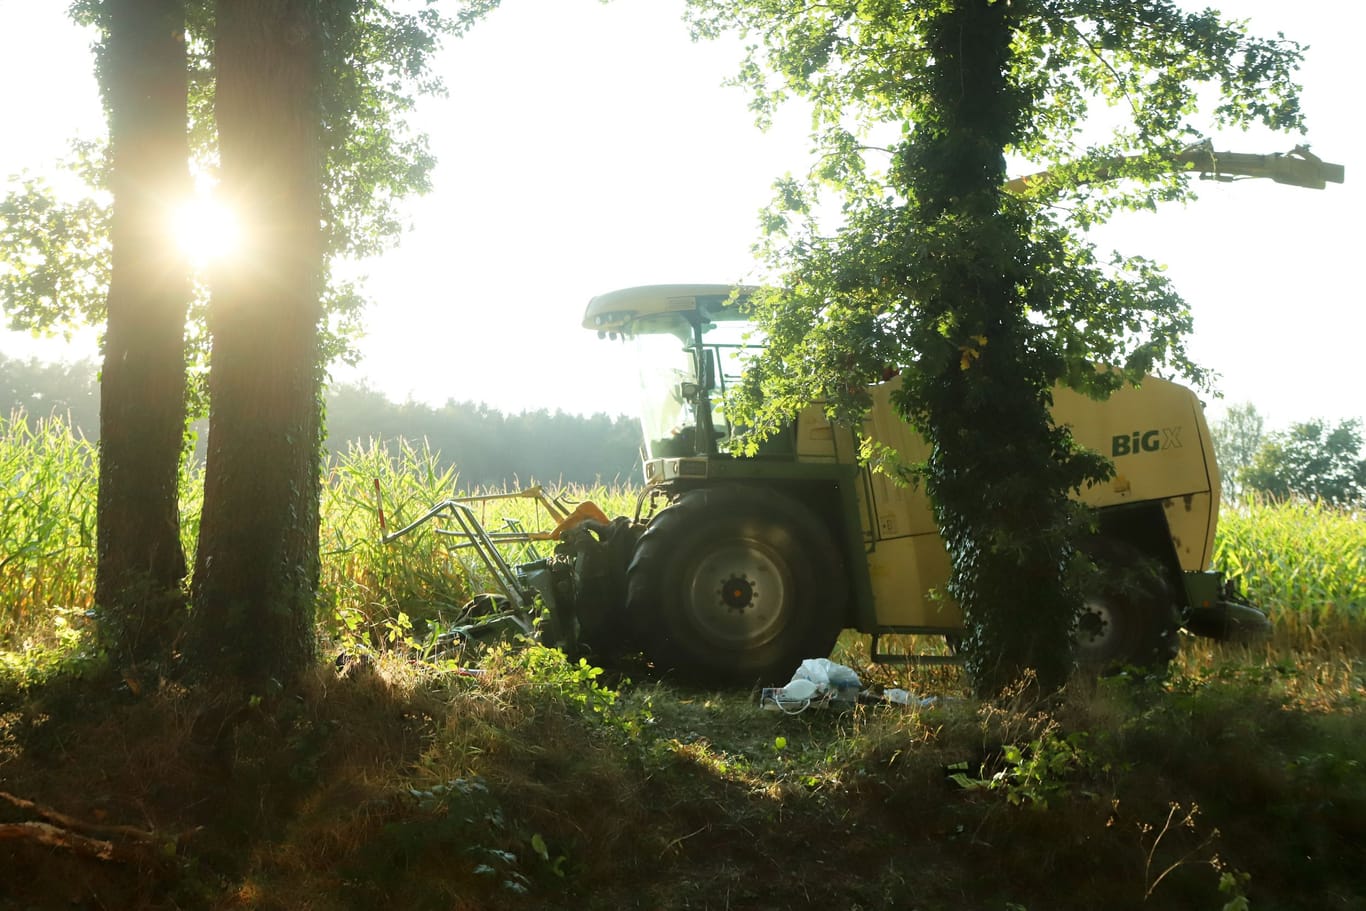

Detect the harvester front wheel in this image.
[1075,540,1182,672]
[627,486,846,684]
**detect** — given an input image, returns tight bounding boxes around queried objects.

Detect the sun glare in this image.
[171,193,241,267]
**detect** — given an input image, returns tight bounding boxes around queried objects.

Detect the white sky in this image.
[0,0,1360,429]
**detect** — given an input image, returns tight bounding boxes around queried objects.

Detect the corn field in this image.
[2,411,1362,655]
[0,412,98,638]
[1214,498,1365,647]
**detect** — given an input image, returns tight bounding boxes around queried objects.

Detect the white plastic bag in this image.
[793,658,861,703]
[761,658,862,711]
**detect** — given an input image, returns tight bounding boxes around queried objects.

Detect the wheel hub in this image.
[1077,603,1109,642]
[1075,598,1119,659]
[683,539,790,650]
[719,575,755,611]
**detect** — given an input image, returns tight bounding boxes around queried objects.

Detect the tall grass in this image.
[2,415,1361,658]
[321,438,473,649]
[323,438,640,650]
[0,418,631,652]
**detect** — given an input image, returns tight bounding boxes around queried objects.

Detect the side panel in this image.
[1162,492,1217,571]
[859,387,957,628]
[865,533,959,627]
[1052,381,1219,572]
[864,390,937,536]
[798,376,1220,630]
[793,404,853,462]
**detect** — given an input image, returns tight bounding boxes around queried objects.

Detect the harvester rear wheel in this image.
[626,486,846,684]
[1075,540,1182,672]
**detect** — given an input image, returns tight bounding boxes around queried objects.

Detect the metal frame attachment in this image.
[378,486,574,611]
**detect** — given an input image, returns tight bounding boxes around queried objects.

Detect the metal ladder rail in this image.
[382,499,532,611]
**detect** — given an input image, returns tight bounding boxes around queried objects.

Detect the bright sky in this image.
[0,0,1360,430]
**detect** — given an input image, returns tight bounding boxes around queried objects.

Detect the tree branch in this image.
[0,821,122,861]
[0,790,194,865]
[0,790,158,843]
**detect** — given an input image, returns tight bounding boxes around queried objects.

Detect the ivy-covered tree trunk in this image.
[96,0,191,664]
[901,1,1088,695]
[187,0,324,683]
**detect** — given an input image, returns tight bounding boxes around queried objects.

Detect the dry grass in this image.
[1,633,1362,909]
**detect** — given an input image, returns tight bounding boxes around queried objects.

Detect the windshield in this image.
[632,311,764,459]
[635,326,697,459]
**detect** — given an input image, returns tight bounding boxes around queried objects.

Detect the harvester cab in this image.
[585,284,758,462]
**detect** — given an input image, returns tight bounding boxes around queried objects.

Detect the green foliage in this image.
[1099,657,1366,904]
[0,438,1363,909]
[317,0,446,260]
[1008,728,1092,804]
[1218,871,1252,911]
[687,0,1307,693]
[364,775,538,895]
[224,0,479,356]
[0,150,110,335]
[321,436,635,659]
[0,616,93,691]
[0,408,207,656]
[948,726,1094,809]
[1241,417,1365,507]
[1211,402,1266,501]
[321,437,471,654]
[0,399,634,655]
[5,405,1354,666]
[487,644,622,720]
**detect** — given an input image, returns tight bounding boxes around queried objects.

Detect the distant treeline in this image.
[0,354,641,487]
[323,383,641,487]
[1,354,101,436]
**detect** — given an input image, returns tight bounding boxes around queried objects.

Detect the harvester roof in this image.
[583,284,756,336]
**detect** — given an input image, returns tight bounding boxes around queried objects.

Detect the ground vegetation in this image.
[1,430,1361,909]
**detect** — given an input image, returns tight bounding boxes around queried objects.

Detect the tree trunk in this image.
[908,0,1084,695]
[186,0,324,683]
[96,0,191,665]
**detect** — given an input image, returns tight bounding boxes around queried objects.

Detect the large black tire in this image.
[626,486,847,684]
[1075,540,1182,672]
